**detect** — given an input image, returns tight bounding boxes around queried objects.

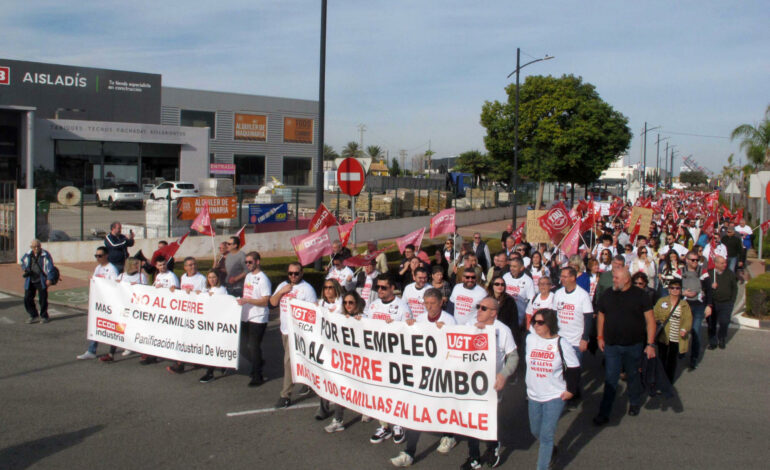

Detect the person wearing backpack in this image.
[676,250,712,370]
[20,239,58,324]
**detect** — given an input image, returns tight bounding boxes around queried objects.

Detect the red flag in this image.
[732,208,743,223]
[702,214,716,237]
[511,221,526,244]
[308,203,337,233]
[560,222,582,257]
[430,208,456,238]
[760,219,770,235]
[721,205,732,220]
[538,202,572,245]
[580,210,595,234]
[191,201,215,236]
[576,199,588,215]
[629,216,642,244]
[291,226,333,265]
[336,218,358,248]
[343,245,393,268]
[707,237,718,270]
[396,227,425,254]
[235,225,247,249]
[150,232,189,265]
[664,200,679,222]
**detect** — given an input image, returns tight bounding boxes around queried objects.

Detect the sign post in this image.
[337,158,365,247]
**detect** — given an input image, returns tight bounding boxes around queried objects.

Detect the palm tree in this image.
[731,105,770,168]
[341,141,362,159]
[323,144,339,161]
[366,145,383,159]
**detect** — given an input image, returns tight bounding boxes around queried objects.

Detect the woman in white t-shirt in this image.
[598,249,613,273]
[630,246,657,289]
[318,279,344,314]
[525,276,555,330]
[529,252,550,287]
[199,271,232,384]
[526,309,580,470]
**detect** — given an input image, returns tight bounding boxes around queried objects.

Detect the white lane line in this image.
[0,317,15,324]
[227,402,317,417]
[48,309,68,317]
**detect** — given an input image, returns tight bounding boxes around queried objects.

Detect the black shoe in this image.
[718,340,726,349]
[482,443,501,468]
[707,343,717,350]
[460,457,482,470]
[139,356,157,365]
[199,373,215,383]
[248,376,266,387]
[688,362,698,371]
[275,397,291,408]
[592,414,609,426]
[392,425,406,445]
[628,405,640,416]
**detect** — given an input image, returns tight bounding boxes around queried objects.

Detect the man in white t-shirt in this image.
[177,256,207,293]
[503,258,535,326]
[236,251,272,387]
[463,296,518,469]
[735,218,753,251]
[356,259,379,309]
[270,262,318,408]
[327,254,355,291]
[402,266,430,321]
[365,274,410,446]
[77,246,120,360]
[152,256,180,289]
[448,269,488,325]
[553,267,594,363]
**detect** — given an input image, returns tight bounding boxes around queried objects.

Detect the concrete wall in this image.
[16,189,36,262]
[39,206,520,263]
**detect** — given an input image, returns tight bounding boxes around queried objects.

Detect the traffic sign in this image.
[337,158,365,196]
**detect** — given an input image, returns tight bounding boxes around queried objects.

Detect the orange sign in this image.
[283,117,313,143]
[178,197,237,220]
[234,113,267,141]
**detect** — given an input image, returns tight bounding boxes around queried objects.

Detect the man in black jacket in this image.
[720,224,743,273]
[104,222,134,273]
[707,256,737,350]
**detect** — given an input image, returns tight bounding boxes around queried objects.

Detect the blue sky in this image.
[3,0,768,174]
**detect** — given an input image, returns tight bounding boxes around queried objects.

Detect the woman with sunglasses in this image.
[199,271,231,383]
[487,274,521,345]
[658,251,680,298]
[630,246,657,290]
[529,251,550,287]
[525,309,580,470]
[632,272,658,307]
[598,249,613,273]
[318,279,344,314]
[653,278,692,384]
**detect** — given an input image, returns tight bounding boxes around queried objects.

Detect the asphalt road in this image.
[1,293,769,470]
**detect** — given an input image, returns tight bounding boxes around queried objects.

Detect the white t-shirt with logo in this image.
[503,272,535,321]
[448,284,488,325]
[529,266,550,287]
[180,272,207,292]
[526,334,580,402]
[492,319,517,374]
[327,266,355,291]
[208,285,228,295]
[153,271,179,289]
[526,292,554,316]
[553,286,593,347]
[319,297,343,315]
[93,263,119,281]
[402,283,429,320]
[416,310,457,325]
[365,297,411,322]
[274,280,317,335]
[118,271,148,285]
[242,271,272,323]
[359,271,379,308]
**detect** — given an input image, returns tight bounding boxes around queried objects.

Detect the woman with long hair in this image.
[598,249,613,273]
[487,274,520,345]
[199,270,232,384]
[658,251,680,298]
[529,251,550,287]
[318,279,344,314]
[630,246,657,289]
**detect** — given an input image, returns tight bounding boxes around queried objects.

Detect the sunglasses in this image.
[493,282,505,287]
[464,276,476,280]
[343,300,356,305]
[324,285,334,289]
[94,254,104,258]
[375,285,389,291]
[532,320,546,326]
[687,258,699,262]
[669,286,681,290]
[476,305,496,312]
[245,261,255,265]
[288,271,301,276]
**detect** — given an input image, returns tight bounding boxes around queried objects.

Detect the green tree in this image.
[323,144,339,161]
[341,141,362,159]
[366,145,384,159]
[731,105,770,168]
[679,170,708,187]
[389,157,401,177]
[455,150,493,187]
[481,74,631,207]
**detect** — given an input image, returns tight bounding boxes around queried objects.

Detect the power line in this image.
[661,130,729,139]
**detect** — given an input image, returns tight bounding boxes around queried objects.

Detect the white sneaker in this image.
[436,436,457,454]
[361,415,372,423]
[390,451,414,467]
[324,419,345,433]
[76,351,97,360]
[121,349,133,357]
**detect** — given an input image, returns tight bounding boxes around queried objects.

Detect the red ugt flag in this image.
[309,203,338,233]
[560,222,582,257]
[150,232,189,265]
[396,227,425,254]
[430,208,456,238]
[511,221,526,244]
[291,226,333,265]
[344,245,393,268]
[538,202,572,245]
[191,201,215,236]
[336,218,358,248]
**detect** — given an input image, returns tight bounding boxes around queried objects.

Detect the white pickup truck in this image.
[96,183,145,210]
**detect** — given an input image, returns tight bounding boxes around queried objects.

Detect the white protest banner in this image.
[87,278,241,368]
[287,299,498,440]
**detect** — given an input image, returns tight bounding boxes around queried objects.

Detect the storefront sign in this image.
[178,196,237,220]
[283,117,313,143]
[210,163,236,175]
[234,114,267,141]
[249,203,288,224]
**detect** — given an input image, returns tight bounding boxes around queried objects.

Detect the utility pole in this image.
[655,134,669,192]
[399,149,407,174]
[640,123,660,196]
[357,124,367,154]
[670,148,678,188]
[314,0,327,271]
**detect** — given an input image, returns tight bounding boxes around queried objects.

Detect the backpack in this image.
[49,265,61,286]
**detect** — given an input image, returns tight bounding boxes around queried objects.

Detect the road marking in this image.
[227,402,317,417]
[0,292,12,300]
[48,309,67,318]
[0,317,14,324]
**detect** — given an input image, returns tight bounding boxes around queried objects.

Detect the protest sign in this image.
[287,299,498,440]
[87,278,241,368]
[628,207,653,238]
[526,210,550,244]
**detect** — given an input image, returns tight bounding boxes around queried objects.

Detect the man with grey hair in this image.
[20,239,57,324]
[594,267,656,425]
[503,257,534,326]
[706,256,737,350]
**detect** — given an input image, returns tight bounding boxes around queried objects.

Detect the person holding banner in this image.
[270,262,317,407]
[237,252,271,388]
[77,247,119,360]
[526,308,580,470]
[165,257,208,374]
[462,297,518,469]
[100,257,148,362]
[152,256,179,289]
[199,270,231,383]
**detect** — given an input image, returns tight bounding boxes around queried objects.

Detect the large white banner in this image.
[87,278,241,368]
[288,299,498,440]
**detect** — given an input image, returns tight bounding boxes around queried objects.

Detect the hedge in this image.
[745,273,770,318]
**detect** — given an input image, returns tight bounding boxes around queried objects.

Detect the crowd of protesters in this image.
[22,189,752,469]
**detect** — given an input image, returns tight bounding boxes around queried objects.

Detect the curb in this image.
[732,312,770,330]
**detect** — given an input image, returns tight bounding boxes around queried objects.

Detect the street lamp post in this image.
[507,48,553,226]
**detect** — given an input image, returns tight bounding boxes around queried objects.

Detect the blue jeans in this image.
[599,343,643,418]
[727,256,738,273]
[87,340,99,354]
[687,301,705,365]
[529,397,565,470]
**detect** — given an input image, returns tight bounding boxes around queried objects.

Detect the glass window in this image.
[234,154,265,186]
[180,110,216,139]
[176,183,195,189]
[282,157,312,186]
[116,183,140,192]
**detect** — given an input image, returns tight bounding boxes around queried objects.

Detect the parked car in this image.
[149,181,199,200]
[96,183,145,210]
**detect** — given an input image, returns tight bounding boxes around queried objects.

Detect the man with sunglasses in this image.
[364,273,410,445]
[676,250,712,370]
[354,258,380,309]
[553,267,593,363]
[472,232,492,273]
[77,247,119,360]
[237,252,271,388]
[448,268,488,326]
[327,254,355,292]
[503,258,534,327]
[225,236,247,297]
[271,262,317,407]
[402,266,430,321]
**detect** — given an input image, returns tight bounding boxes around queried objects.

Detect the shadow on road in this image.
[0,425,104,469]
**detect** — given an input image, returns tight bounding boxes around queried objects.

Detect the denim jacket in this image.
[20,249,56,290]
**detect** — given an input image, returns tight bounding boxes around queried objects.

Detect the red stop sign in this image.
[337,158,365,196]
